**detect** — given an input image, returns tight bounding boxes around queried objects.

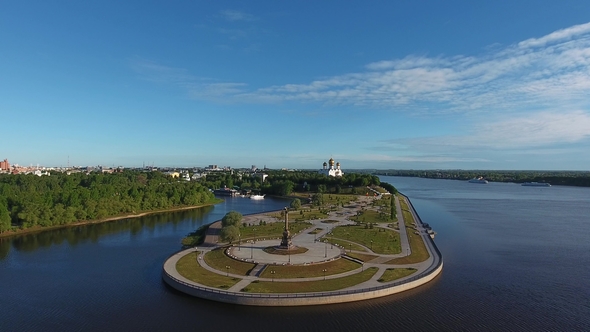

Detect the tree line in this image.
[0,170,216,233]
[201,170,382,196]
[375,170,590,187]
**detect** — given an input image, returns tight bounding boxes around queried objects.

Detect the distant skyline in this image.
[2,1,590,170]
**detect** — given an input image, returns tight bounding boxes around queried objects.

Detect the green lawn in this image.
[292,209,329,221]
[329,225,401,254]
[176,252,241,289]
[242,267,378,293]
[386,196,430,264]
[259,258,360,279]
[238,221,312,240]
[322,194,358,206]
[350,209,394,224]
[323,237,367,252]
[377,268,417,282]
[371,195,391,207]
[203,248,257,276]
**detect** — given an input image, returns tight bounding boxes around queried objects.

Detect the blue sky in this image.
[2,1,590,170]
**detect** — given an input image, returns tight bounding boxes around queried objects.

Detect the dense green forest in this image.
[0,171,216,234]
[201,171,382,196]
[375,170,590,187]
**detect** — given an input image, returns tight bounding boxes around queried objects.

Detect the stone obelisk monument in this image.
[279,207,293,249]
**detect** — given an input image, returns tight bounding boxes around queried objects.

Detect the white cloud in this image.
[346,154,489,164]
[131,59,195,85]
[134,22,590,116]
[229,22,590,114]
[381,111,590,152]
[190,83,247,98]
[131,58,249,101]
[474,110,590,148]
[220,10,257,22]
[518,22,590,48]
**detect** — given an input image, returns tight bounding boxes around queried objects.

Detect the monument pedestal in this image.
[277,207,296,250]
[278,229,294,249]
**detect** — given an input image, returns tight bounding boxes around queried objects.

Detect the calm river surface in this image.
[1,177,589,331]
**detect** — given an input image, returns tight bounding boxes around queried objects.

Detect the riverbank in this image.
[375,171,590,187]
[0,198,223,239]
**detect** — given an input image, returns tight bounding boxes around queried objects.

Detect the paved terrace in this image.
[163,194,443,305]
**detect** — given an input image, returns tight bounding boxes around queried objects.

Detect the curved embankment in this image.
[162,194,443,306]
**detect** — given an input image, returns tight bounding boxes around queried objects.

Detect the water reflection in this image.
[0,239,9,259]
[3,206,214,258]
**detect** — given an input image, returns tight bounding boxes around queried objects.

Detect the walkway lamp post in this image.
[270,270,275,282]
[225,265,230,277]
[406,248,409,256]
[238,234,241,251]
[322,269,327,280]
[349,243,352,253]
[324,240,327,258]
[251,240,253,259]
[370,240,373,251]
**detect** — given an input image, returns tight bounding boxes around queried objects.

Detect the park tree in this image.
[290,198,301,210]
[220,225,240,243]
[0,202,11,233]
[221,211,243,227]
[390,195,397,219]
[311,193,324,206]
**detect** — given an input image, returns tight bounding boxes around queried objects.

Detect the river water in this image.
[1,177,589,331]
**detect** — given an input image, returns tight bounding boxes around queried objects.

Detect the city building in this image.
[0,159,9,171]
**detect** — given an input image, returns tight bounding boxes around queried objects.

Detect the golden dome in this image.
[336,162,340,166]
[329,158,335,166]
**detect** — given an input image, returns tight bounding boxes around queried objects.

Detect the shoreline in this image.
[377,174,590,187]
[0,199,223,239]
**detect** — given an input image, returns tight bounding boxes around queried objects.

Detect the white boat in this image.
[468,177,488,184]
[522,182,551,187]
[250,194,265,200]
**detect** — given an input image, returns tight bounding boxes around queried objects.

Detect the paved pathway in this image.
[178,193,438,293]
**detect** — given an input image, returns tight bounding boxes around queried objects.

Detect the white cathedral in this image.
[318,158,344,177]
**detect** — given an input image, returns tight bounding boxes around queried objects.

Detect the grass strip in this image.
[346,252,379,262]
[324,238,367,252]
[204,248,257,276]
[386,196,430,264]
[239,221,311,240]
[176,252,240,289]
[260,258,360,279]
[242,267,378,293]
[329,225,401,254]
[377,268,417,283]
[350,209,395,224]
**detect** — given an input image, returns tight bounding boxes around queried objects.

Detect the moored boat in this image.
[468,177,488,184]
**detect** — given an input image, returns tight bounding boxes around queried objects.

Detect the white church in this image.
[318,158,344,177]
